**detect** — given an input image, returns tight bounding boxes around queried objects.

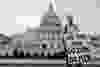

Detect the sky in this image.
[56,0,100,33]
[0,0,48,35]
[0,0,100,35]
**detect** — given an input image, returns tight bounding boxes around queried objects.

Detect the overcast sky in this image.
[56,0,100,33]
[0,0,48,35]
[0,0,100,35]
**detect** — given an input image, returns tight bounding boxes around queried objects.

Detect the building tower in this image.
[40,0,63,32]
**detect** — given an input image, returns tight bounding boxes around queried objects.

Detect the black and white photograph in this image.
[0,0,100,67]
